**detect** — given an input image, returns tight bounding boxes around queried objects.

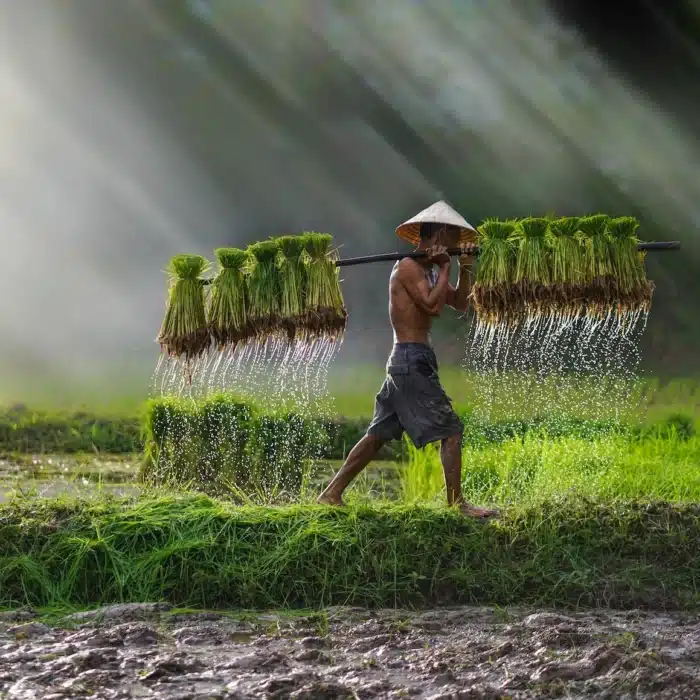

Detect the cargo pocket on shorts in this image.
[387,364,410,377]
[378,364,408,408]
[418,369,460,424]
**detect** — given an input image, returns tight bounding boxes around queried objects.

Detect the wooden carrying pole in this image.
[335,241,681,267]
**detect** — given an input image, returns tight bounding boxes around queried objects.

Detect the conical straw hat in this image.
[395,200,477,246]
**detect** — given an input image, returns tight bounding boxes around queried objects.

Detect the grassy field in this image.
[0,371,698,455]
[0,494,698,610]
[4,365,700,422]
[398,430,700,507]
[0,370,698,611]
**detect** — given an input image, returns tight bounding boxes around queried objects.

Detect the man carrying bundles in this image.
[319,202,498,519]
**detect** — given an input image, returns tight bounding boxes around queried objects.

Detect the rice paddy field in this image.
[0,370,699,697]
[2,219,699,697]
[1,372,699,607]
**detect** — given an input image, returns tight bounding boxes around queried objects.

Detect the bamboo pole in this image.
[334,241,680,267]
[199,241,680,282]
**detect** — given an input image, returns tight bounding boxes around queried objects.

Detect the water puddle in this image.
[0,456,399,503]
[0,455,141,503]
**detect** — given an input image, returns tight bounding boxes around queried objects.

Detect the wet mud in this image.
[1,604,699,699]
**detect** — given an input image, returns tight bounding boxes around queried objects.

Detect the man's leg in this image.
[440,433,498,518]
[317,434,386,505]
[318,374,401,506]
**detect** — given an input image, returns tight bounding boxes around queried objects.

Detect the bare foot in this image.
[317,492,345,506]
[457,503,499,519]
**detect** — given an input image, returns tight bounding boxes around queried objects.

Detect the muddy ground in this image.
[1,604,699,699]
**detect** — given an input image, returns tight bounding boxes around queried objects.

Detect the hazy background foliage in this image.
[0,0,698,404]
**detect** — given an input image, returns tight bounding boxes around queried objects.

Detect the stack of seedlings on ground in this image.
[513,217,551,317]
[607,216,654,317]
[301,232,347,341]
[549,216,585,320]
[276,236,307,343]
[199,393,255,493]
[579,214,612,319]
[157,254,211,361]
[142,396,203,486]
[141,393,329,502]
[208,247,250,349]
[471,219,517,325]
[245,412,329,502]
[247,240,281,341]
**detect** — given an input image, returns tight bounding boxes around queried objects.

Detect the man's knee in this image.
[364,432,386,451]
[441,432,462,448]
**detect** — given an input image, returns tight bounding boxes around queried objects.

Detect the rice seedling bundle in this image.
[513,217,551,314]
[142,393,329,501]
[472,219,518,323]
[579,214,613,316]
[157,254,211,359]
[209,247,250,348]
[142,396,203,485]
[247,240,281,339]
[301,232,347,340]
[607,216,654,314]
[549,216,585,317]
[276,235,307,342]
[199,393,255,489]
[471,213,656,324]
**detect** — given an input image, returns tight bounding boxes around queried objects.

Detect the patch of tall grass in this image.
[400,430,700,507]
[0,494,698,610]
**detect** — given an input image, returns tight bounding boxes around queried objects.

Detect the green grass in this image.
[399,430,700,507]
[0,373,698,612]
[2,368,700,424]
[0,379,697,465]
[0,405,142,454]
[0,494,698,610]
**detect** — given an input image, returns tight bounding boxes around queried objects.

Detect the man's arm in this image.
[398,257,451,316]
[446,243,476,312]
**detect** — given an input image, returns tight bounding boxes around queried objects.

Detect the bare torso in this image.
[389,260,434,344]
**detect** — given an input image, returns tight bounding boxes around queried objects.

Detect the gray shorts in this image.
[366,343,464,448]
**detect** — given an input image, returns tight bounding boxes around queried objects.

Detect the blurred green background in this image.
[0,0,698,406]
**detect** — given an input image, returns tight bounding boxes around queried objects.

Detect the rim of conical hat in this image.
[395,200,477,246]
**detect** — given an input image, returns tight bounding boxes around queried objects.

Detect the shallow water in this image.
[0,455,400,503]
[0,455,140,502]
[0,604,697,699]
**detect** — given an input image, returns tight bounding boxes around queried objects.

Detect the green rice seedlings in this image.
[549,216,584,318]
[578,214,612,318]
[157,254,211,359]
[607,216,654,315]
[276,235,307,342]
[513,217,551,315]
[301,232,348,341]
[209,247,249,349]
[247,240,282,339]
[472,219,518,324]
[199,393,254,495]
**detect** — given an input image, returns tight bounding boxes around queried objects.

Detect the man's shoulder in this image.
[396,257,422,276]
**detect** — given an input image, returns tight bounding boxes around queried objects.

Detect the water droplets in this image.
[464,309,648,426]
[146,337,342,503]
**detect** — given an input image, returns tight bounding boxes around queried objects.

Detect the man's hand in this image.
[459,242,477,268]
[427,244,451,268]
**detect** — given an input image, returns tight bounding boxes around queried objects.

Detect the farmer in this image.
[318,201,498,518]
